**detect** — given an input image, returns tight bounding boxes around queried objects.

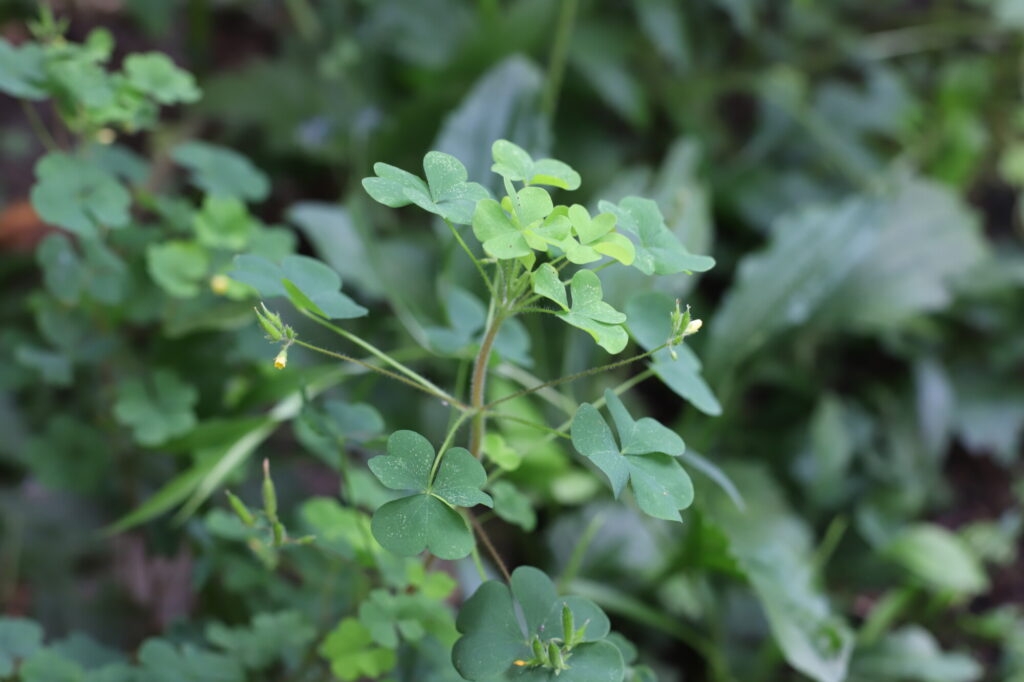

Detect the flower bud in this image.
[274,348,288,369]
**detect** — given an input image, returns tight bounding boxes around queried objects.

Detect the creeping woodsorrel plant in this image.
[235,140,716,680]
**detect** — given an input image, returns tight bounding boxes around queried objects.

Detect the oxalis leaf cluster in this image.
[233,138,716,680]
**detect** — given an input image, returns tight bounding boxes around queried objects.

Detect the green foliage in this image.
[368,430,492,559]
[1,4,1021,682]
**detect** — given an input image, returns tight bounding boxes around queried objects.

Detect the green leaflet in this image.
[563,204,635,266]
[571,390,692,521]
[30,152,131,238]
[368,430,492,559]
[362,151,490,225]
[557,270,629,354]
[172,141,269,201]
[319,618,396,681]
[598,196,714,276]
[452,566,622,682]
[113,369,198,447]
[471,188,569,260]
[491,139,582,190]
[230,254,367,319]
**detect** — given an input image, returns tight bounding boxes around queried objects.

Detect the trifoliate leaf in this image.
[571,390,692,521]
[598,196,714,275]
[230,254,367,319]
[490,139,582,190]
[491,480,536,531]
[362,151,489,225]
[319,618,396,681]
[137,639,244,682]
[113,370,198,446]
[471,187,570,260]
[173,142,269,201]
[531,263,568,311]
[557,270,629,354]
[206,611,315,671]
[193,196,255,250]
[483,432,522,471]
[0,39,46,99]
[123,52,200,104]
[452,566,621,682]
[368,430,492,559]
[0,618,43,675]
[19,650,83,682]
[564,204,635,265]
[147,241,210,298]
[31,153,131,238]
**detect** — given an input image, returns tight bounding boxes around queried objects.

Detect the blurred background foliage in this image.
[0,0,1023,680]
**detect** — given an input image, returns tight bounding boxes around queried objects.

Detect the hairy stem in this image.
[293,339,467,409]
[469,308,505,457]
[469,512,511,582]
[300,309,459,406]
[484,344,668,412]
[445,219,495,297]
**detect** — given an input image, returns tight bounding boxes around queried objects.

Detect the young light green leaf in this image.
[230,254,367,319]
[531,263,568,310]
[193,196,255,250]
[483,432,522,471]
[491,480,536,531]
[491,139,582,190]
[147,241,210,298]
[453,566,620,681]
[571,390,692,521]
[362,151,489,225]
[319,618,396,681]
[0,618,43,675]
[558,270,629,354]
[598,196,714,275]
[173,142,269,201]
[31,153,131,238]
[123,52,200,104]
[0,39,46,99]
[472,188,569,260]
[113,370,198,446]
[564,204,635,265]
[367,430,492,559]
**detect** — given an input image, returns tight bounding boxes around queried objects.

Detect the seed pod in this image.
[272,521,285,547]
[262,459,278,522]
[562,604,574,646]
[225,490,255,526]
[255,307,283,341]
[531,637,549,666]
[548,642,565,670]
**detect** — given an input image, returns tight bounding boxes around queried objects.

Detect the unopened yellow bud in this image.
[210,274,231,295]
[274,348,288,369]
[96,128,116,144]
[684,319,703,336]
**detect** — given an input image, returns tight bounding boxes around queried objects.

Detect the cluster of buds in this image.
[668,299,702,360]
[254,303,296,370]
[513,604,590,675]
[225,459,314,568]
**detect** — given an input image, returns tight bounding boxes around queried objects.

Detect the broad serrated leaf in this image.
[0,38,46,99]
[193,196,255,250]
[123,52,200,104]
